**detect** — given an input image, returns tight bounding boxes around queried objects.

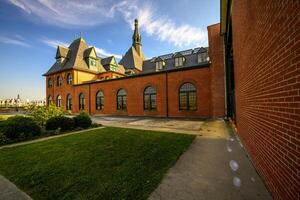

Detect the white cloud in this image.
[0,36,31,47]
[41,38,122,59]
[41,39,69,49]
[112,2,207,47]
[94,47,122,59]
[8,0,207,47]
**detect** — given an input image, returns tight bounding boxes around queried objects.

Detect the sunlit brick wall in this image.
[231,1,300,199]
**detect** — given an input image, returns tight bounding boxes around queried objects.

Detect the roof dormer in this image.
[155,57,165,71]
[55,46,70,65]
[173,52,186,67]
[84,47,101,71]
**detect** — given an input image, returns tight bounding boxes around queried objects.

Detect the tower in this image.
[132,19,142,57]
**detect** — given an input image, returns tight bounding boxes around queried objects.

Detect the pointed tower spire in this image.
[132,18,143,57]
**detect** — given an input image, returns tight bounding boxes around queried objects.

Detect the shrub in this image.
[45,116,74,131]
[0,132,8,145]
[74,112,92,129]
[25,104,64,126]
[2,116,41,140]
[91,123,101,128]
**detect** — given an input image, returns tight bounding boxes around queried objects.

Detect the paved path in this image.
[148,120,272,200]
[92,116,205,135]
[0,176,32,200]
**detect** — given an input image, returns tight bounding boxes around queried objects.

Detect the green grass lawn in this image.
[0,127,195,200]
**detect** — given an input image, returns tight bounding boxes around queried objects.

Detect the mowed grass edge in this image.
[0,127,195,200]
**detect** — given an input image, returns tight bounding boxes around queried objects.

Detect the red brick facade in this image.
[228,1,300,199]
[46,66,222,117]
[46,24,226,118]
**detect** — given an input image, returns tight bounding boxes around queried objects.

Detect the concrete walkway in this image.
[92,116,205,135]
[148,120,272,200]
[0,176,32,200]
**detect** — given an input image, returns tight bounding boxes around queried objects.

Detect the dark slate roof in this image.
[101,56,114,66]
[56,46,70,59]
[141,47,209,73]
[83,47,96,58]
[119,46,143,70]
[43,37,106,76]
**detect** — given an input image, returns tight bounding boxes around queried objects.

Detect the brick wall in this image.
[208,24,225,117]
[231,0,300,199]
[83,67,211,117]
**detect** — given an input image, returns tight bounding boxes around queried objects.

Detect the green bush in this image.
[0,132,8,145]
[2,116,41,140]
[25,104,64,126]
[45,116,74,131]
[74,112,92,129]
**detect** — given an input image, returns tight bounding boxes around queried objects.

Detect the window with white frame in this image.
[175,57,185,67]
[156,61,164,71]
[198,52,207,63]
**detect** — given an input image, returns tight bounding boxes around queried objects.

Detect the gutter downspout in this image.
[165,72,169,118]
[89,84,91,115]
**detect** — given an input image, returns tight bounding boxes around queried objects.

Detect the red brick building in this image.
[44,20,225,118]
[221,0,300,199]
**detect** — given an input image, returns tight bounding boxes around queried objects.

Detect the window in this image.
[117,89,127,110]
[179,83,197,111]
[175,57,185,67]
[90,59,96,66]
[48,78,52,87]
[56,95,62,107]
[144,86,157,110]
[110,65,117,71]
[56,76,62,86]
[155,61,164,71]
[79,93,85,110]
[67,73,72,84]
[66,94,72,110]
[48,96,52,105]
[198,52,207,63]
[96,91,104,110]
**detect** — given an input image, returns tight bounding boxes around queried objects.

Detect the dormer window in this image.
[198,52,207,63]
[90,58,97,66]
[175,57,185,67]
[156,61,165,71]
[57,57,65,64]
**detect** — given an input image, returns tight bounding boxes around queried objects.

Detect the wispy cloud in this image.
[94,47,122,59]
[41,39,69,49]
[41,38,122,59]
[0,35,31,47]
[8,0,207,47]
[112,2,207,47]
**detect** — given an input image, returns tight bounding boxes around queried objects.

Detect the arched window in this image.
[67,73,72,85]
[48,78,52,87]
[56,76,62,86]
[117,89,127,110]
[66,94,72,110]
[144,86,157,110]
[179,83,197,111]
[48,96,52,105]
[56,95,62,107]
[96,91,104,110]
[79,93,85,110]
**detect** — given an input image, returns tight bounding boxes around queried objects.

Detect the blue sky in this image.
[0,0,220,100]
